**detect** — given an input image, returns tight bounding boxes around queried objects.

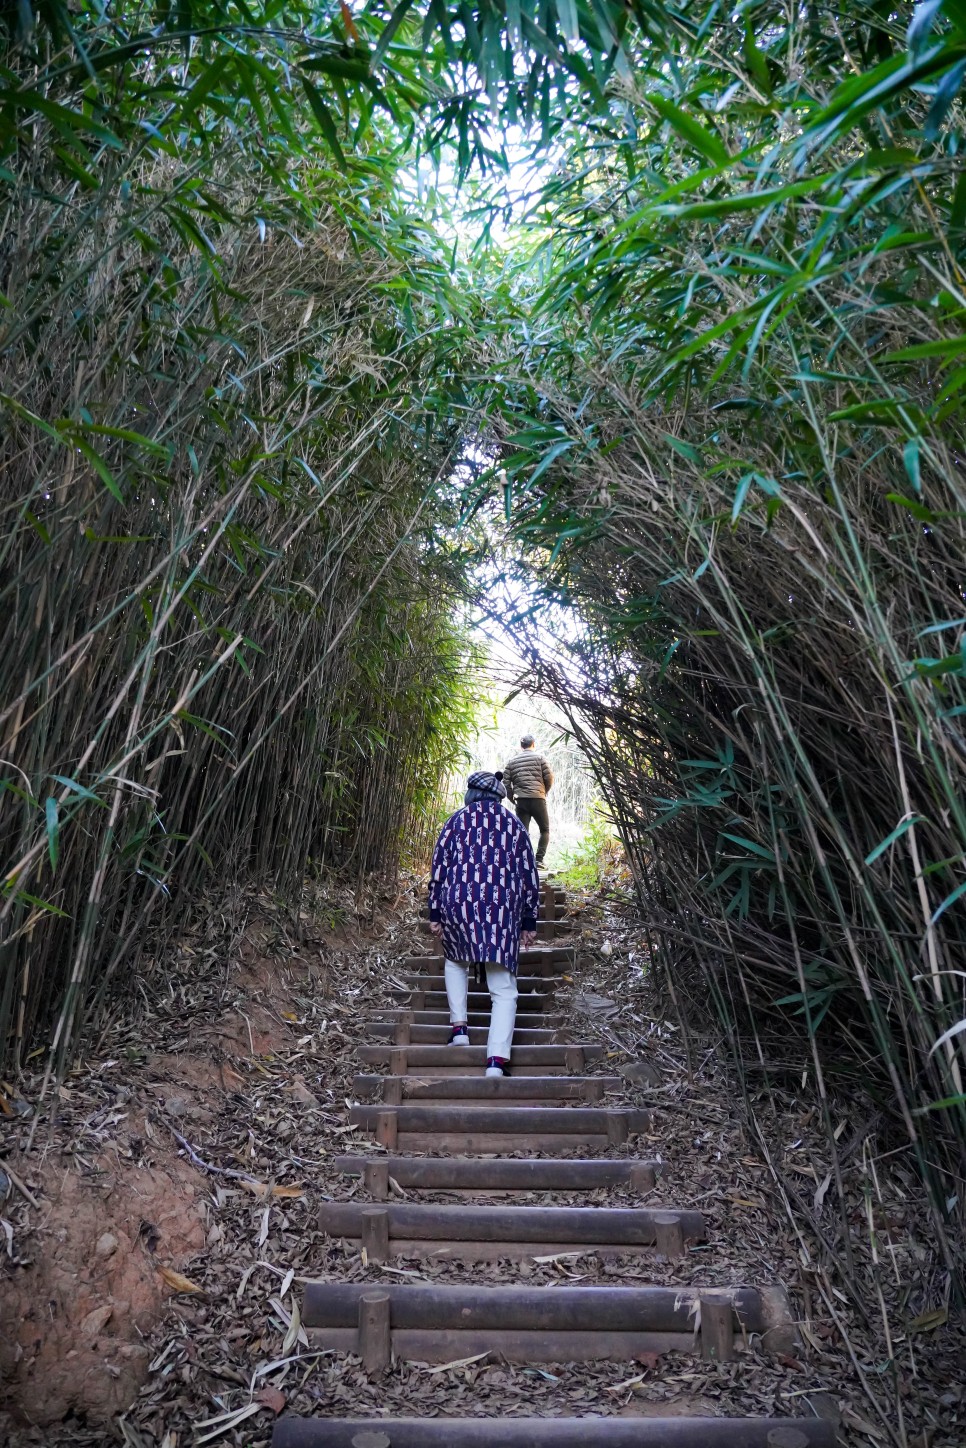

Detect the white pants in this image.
[444,959,518,1060]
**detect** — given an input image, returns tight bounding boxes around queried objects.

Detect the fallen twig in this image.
[0,1157,40,1209]
[155,1115,262,1187]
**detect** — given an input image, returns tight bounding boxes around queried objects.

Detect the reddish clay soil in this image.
[2,1154,206,1425]
[0,883,350,1437]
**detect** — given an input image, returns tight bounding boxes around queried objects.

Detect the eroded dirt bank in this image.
[1,881,961,1446]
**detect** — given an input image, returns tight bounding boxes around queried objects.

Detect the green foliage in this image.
[0,29,484,1075]
[449,0,966,1285]
[556,805,619,893]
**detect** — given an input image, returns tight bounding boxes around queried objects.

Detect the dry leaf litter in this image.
[0,876,961,1446]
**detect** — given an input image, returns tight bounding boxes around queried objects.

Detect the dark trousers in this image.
[516,796,550,863]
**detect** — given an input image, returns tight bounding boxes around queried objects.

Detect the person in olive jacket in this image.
[503,734,554,869]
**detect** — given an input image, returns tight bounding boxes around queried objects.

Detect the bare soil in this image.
[0,878,961,1446]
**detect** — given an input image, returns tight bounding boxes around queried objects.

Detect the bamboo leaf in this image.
[925,56,966,137]
[72,438,124,503]
[50,775,105,805]
[931,878,966,924]
[44,799,60,871]
[864,815,925,865]
[742,22,772,95]
[929,1012,966,1055]
[649,95,729,167]
[909,0,947,55]
[300,79,347,170]
[719,832,776,862]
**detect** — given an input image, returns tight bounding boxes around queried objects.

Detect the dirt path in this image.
[1,881,961,1445]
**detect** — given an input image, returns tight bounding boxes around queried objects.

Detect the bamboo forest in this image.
[2,0,966,1444]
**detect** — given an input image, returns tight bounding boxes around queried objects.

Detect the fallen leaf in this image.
[255,1386,286,1415]
[289,1077,320,1108]
[195,1402,262,1443]
[532,1250,590,1264]
[244,1180,305,1200]
[778,1354,805,1371]
[282,1297,302,1356]
[157,1266,203,1294]
[423,1351,490,1374]
[841,1406,888,1440]
[813,1170,833,1212]
[257,1205,270,1247]
[608,1372,647,1393]
[908,1306,948,1333]
[634,1351,661,1370]
[81,1304,114,1336]
[806,1391,842,1425]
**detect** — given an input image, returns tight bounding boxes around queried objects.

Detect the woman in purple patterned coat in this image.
[429,770,541,1076]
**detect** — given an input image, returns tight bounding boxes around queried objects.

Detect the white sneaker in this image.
[485,1064,504,1077]
[448,1026,470,1046]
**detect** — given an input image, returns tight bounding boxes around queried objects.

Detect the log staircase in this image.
[273,885,834,1448]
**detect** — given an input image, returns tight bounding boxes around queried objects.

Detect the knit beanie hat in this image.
[464,770,507,805]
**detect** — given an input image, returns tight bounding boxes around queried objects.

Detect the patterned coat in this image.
[429,800,540,973]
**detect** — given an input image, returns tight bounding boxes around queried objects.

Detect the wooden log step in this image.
[300,1282,759,1358]
[400,981,563,1000]
[351,1074,622,1103]
[413,934,576,964]
[416,918,567,940]
[373,1008,557,1027]
[305,1325,704,1360]
[404,973,555,993]
[348,1105,648,1138]
[364,1064,566,1079]
[359,1094,604,1111]
[377,1134,622,1153]
[388,990,559,1013]
[274,1418,835,1447]
[333,1155,663,1192]
[329,1237,680,1260]
[358,1044,602,1070]
[317,1203,705,1248]
[401,956,571,979]
[304,1282,752,1332]
[399,983,559,999]
[370,1023,564,1045]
